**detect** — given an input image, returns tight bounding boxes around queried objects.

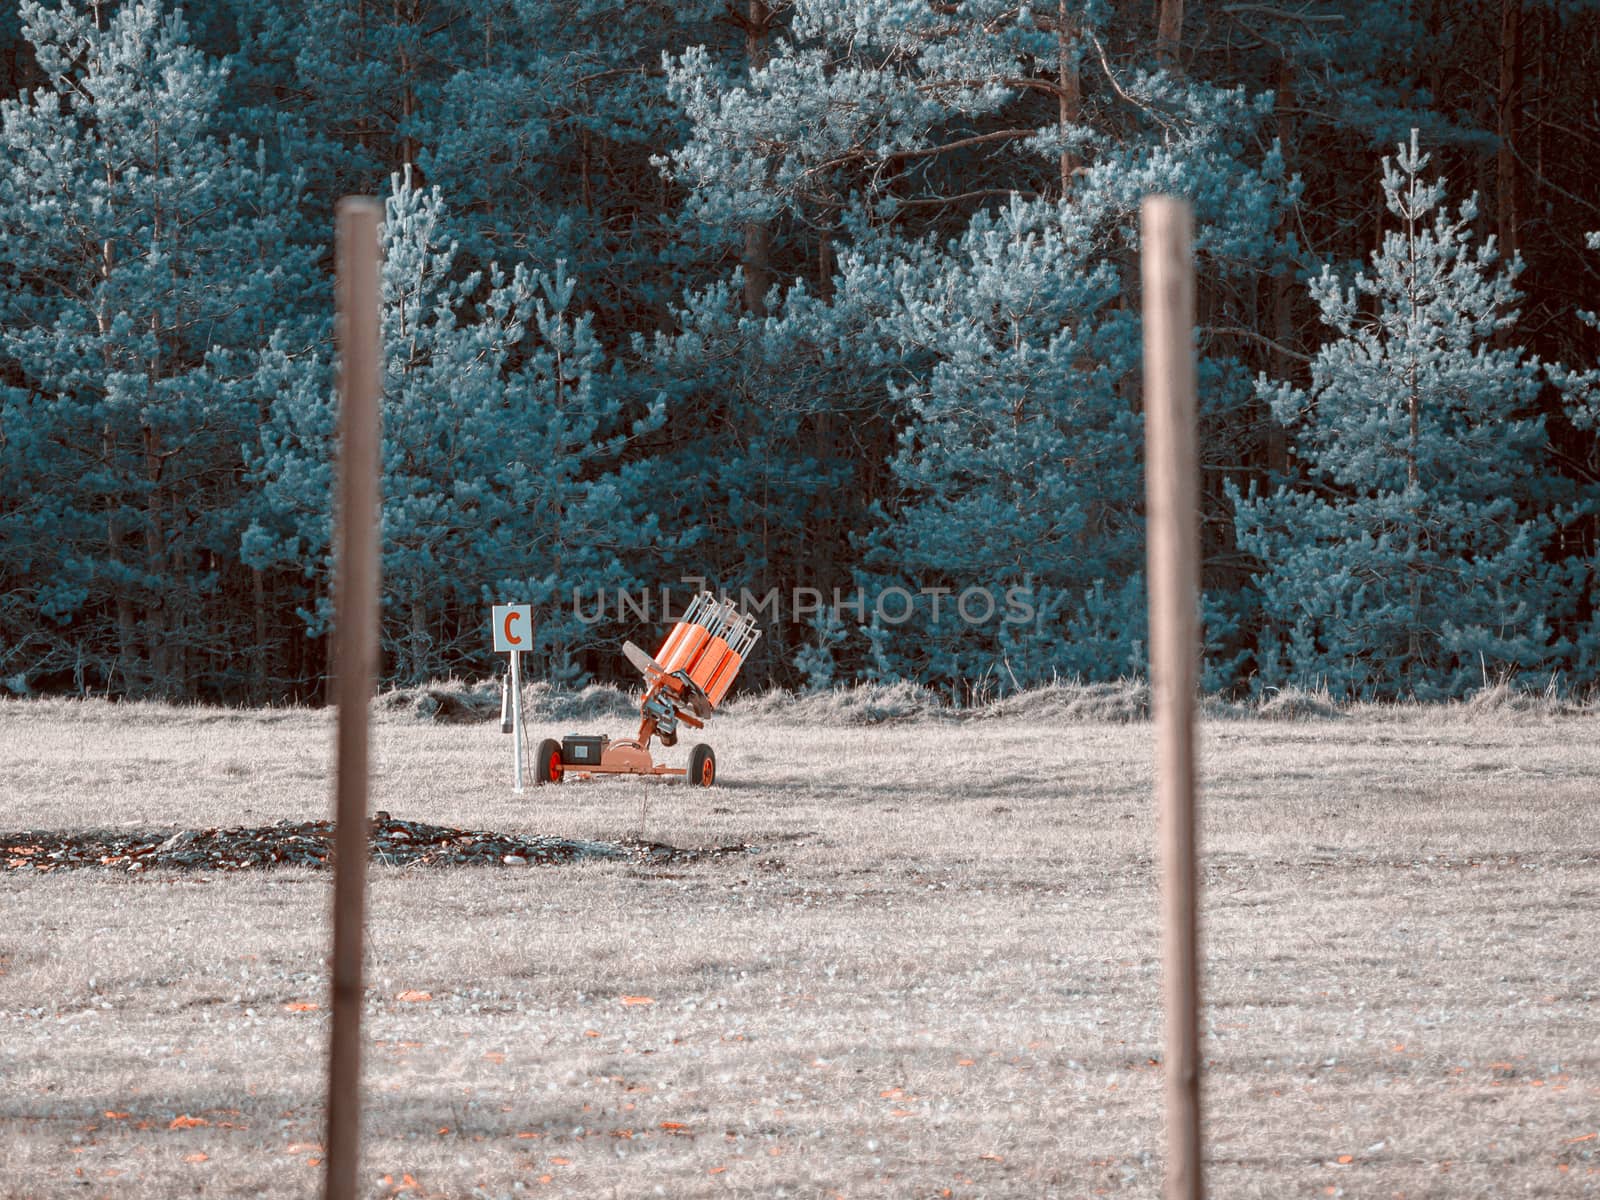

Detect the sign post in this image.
[492,604,532,792]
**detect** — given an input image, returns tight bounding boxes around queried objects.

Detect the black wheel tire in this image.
[535,738,564,785]
[687,743,716,788]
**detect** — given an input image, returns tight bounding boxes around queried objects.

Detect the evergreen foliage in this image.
[1,1,1598,701]
[0,1,314,696]
[1233,134,1572,698]
[243,171,660,687]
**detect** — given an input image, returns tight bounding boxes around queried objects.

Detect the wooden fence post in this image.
[1141,194,1203,1200]
[326,196,382,1200]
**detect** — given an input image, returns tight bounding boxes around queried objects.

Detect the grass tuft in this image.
[1254,684,1344,721]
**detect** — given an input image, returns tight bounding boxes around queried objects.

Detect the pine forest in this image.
[1,0,1598,703]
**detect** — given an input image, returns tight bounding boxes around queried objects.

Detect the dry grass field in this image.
[2,693,1598,1198]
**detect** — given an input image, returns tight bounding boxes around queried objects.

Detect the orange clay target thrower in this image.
[532,591,761,788]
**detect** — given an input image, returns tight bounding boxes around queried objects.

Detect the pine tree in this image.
[655,0,1289,688]
[1232,133,1570,698]
[855,196,1145,687]
[244,172,661,687]
[0,1,314,697]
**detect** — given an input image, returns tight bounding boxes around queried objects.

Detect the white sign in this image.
[491,604,533,794]
[492,604,533,652]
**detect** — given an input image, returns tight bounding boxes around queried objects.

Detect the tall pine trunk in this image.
[253,567,268,701]
[143,426,169,695]
[1496,0,1522,263]
[1404,204,1423,671]
[1267,56,1296,476]
[1157,0,1183,71]
[741,0,773,316]
[1057,1,1080,193]
[409,597,429,684]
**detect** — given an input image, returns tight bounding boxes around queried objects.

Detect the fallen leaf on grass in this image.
[956,1058,975,1067]
[484,1051,505,1064]
[396,990,432,1003]
[1567,1133,1597,1144]
[104,1111,129,1120]
[890,1109,914,1118]
[537,1175,552,1184]
[549,1156,571,1166]
[582,1029,600,1038]
[169,1115,209,1130]
[659,1122,690,1134]
[620,995,654,1006]
[1337,1155,1353,1164]
[437,1125,450,1136]
[286,1002,319,1013]
[979,1154,1004,1164]
[708,1165,727,1175]
[515,1132,541,1140]
[183,1153,208,1164]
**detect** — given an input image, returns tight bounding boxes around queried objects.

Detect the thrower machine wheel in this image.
[535,738,564,785]
[687,743,716,787]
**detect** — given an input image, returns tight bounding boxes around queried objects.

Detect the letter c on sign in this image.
[503,610,525,647]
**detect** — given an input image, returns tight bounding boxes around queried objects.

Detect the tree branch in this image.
[1086,33,1174,130]
[1201,324,1313,363]
[1219,4,1345,23]
[889,188,1041,210]
[887,127,1038,162]
[809,127,1035,177]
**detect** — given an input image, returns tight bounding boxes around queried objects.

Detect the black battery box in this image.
[561,734,609,766]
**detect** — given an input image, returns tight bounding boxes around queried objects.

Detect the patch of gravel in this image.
[0,813,758,874]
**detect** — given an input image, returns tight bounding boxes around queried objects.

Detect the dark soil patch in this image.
[0,813,757,873]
